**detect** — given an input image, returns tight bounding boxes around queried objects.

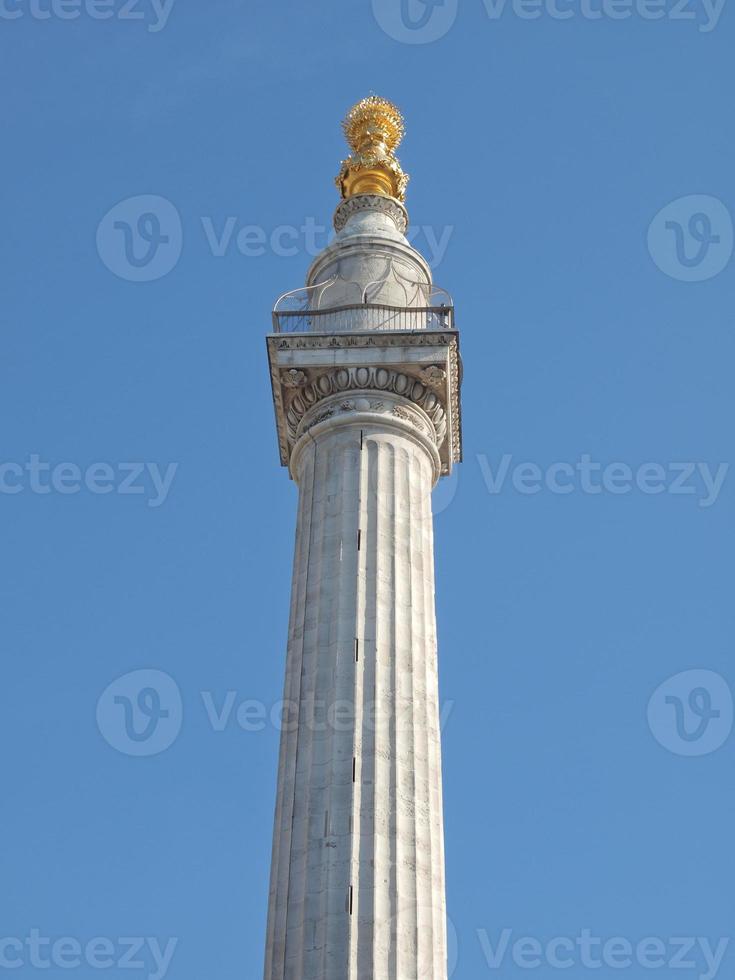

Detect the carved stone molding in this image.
[419,365,446,390]
[333,194,409,234]
[285,366,447,449]
[281,369,307,388]
[446,339,461,466]
[291,389,443,486]
[274,331,454,352]
[391,403,428,434]
[266,330,462,477]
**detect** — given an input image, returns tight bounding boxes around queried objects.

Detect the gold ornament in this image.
[335,96,410,202]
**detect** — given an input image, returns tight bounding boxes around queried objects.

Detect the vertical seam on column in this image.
[357,441,385,975]
[370,439,380,978]
[371,435,389,980]
[347,431,371,977]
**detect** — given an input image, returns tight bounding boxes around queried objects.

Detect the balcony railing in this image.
[271,302,454,334]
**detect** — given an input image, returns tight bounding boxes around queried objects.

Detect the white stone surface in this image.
[264,196,457,980]
[306,196,434,317]
[264,411,447,980]
[266,331,462,476]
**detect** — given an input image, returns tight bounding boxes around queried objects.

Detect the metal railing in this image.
[272,303,455,334]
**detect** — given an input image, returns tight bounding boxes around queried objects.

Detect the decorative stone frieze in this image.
[333,193,409,234]
[289,388,443,485]
[284,365,447,448]
[266,330,462,477]
[281,368,307,388]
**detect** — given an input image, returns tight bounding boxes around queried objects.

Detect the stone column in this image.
[264,393,448,980]
[264,96,462,980]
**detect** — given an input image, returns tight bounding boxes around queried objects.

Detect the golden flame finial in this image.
[336,96,410,202]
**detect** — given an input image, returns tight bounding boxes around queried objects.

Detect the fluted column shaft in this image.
[264,401,447,980]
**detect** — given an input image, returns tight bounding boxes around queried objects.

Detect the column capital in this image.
[289,388,443,487]
[266,330,462,479]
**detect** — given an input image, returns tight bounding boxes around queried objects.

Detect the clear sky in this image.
[1,1,733,978]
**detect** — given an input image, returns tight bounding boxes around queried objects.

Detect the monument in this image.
[264,96,462,979]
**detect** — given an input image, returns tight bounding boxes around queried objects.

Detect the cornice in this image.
[266,330,462,478]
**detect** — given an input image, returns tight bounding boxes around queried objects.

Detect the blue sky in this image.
[1,0,733,978]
